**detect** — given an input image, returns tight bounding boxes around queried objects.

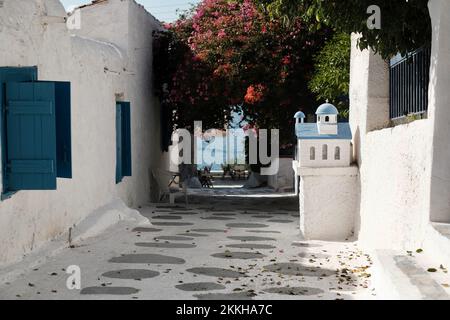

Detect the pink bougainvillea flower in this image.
[282,55,291,65]
[244,84,266,105]
[217,29,227,38]
[156,0,325,142]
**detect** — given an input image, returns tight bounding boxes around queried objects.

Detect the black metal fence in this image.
[389,46,431,119]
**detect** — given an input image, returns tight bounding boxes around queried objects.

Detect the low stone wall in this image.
[357,120,431,251]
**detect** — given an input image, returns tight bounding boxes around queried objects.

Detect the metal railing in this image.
[389,46,431,119]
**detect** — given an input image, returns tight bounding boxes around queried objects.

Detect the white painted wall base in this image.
[423,223,450,272]
[370,249,450,300]
[298,166,359,241]
[0,197,148,283]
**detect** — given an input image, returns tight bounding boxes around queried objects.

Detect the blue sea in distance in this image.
[197,110,247,171]
[197,135,246,171]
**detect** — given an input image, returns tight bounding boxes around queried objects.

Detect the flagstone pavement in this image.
[0,187,376,300]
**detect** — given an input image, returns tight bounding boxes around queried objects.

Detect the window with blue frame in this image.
[0,67,72,199]
[116,101,132,184]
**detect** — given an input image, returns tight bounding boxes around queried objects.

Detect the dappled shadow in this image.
[264,286,324,296]
[263,262,336,277]
[185,187,299,215]
[194,292,256,300]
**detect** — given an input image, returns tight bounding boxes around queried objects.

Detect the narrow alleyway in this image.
[0,187,376,300]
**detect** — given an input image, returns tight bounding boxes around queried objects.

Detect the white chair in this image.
[152,169,188,205]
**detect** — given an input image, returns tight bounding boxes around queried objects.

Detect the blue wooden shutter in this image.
[54,82,72,178]
[0,67,38,194]
[5,82,57,190]
[116,102,132,184]
[116,103,123,183]
[0,67,38,85]
[121,102,132,177]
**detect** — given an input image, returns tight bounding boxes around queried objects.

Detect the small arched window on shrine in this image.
[310,147,316,160]
[322,144,328,160]
[335,146,341,160]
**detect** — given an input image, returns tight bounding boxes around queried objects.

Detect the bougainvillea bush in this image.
[154,0,332,146]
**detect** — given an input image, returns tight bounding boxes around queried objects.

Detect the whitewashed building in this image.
[293,0,450,299]
[342,0,450,298]
[0,0,163,267]
[348,1,450,255]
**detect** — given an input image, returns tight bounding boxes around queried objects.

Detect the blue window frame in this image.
[0,67,72,199]
[116,101,132,184]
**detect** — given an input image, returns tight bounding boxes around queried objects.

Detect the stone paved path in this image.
[0,188,376,300]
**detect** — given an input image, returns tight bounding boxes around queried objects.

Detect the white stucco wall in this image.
[71,0,130,52]
[0,0,162,265]
[299,166,359,241]
[350,0,450,252]
[357,120,431,250]
[427,0,450,224]
[349,33,433,250]
[349,34,390,166]
[298,140,351,168]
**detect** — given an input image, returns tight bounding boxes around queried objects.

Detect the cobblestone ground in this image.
[0,187,376,300]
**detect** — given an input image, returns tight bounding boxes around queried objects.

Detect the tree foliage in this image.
[258,0,431,59]
[309,32,350,116]
[153,0,332,146]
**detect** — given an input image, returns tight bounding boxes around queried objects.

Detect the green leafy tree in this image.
[309,32,351,117]
[259,0,431,58]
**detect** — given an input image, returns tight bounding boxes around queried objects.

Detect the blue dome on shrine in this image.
[316,103,338,115]
[294,111,306,119]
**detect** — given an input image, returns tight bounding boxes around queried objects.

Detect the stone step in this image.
[423,223,450,270]
[372,250,450,300]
